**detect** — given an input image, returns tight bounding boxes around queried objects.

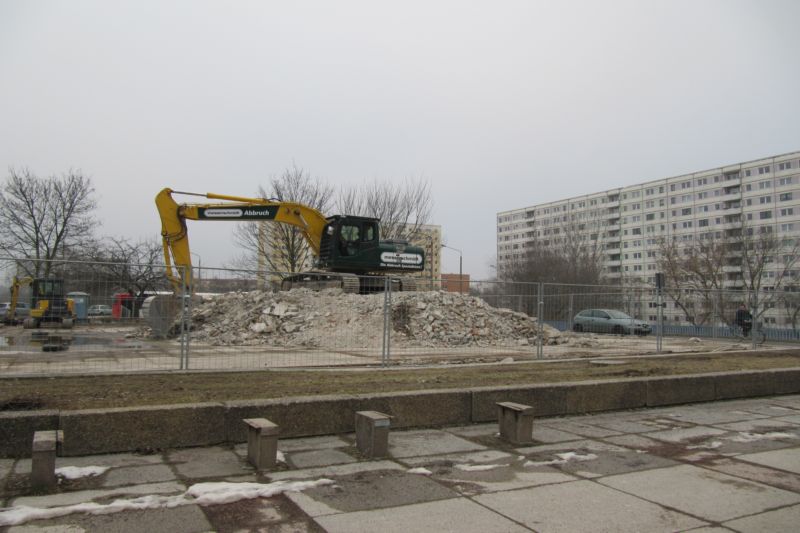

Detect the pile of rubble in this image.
[186,288,569,348]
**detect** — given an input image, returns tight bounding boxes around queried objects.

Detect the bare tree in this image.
[0,168,96,277]
[657,220,800,326]
[336,177,433,241]
[233,166,334,273]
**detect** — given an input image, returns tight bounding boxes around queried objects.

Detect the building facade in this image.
[407,224,442,289]
[497,151,800,324]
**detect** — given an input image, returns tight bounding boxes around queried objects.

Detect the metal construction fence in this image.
[0,256,798,377]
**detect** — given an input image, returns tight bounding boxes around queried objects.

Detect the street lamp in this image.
[441,244,463,293]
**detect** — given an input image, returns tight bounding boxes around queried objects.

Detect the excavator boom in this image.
[156,188,330,292]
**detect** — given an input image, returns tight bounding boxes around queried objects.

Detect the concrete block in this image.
[714,371,775,400]
[564,380,647,414]
[31,430,62,491]
[496,402,534,445]
[353,390,472,430]
[244,418,279,470]
[59,403,226,456]
[355,411,391,458]
[646,375,716,407]
[471,385,567,422]
[225,396,359,443]
[771,368,800,395]
[0,410,59,458]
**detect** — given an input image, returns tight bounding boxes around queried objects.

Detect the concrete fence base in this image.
[1,367,799,458]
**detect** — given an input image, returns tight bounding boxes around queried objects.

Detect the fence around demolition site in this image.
[0,256,798,377]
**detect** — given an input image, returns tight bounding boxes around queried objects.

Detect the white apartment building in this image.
[497,151,800,324]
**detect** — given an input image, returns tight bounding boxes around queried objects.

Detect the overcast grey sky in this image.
[1,0,799,278]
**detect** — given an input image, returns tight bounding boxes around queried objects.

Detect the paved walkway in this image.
[2,395,800,532]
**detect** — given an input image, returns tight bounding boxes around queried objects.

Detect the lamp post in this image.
[441,244,463,293]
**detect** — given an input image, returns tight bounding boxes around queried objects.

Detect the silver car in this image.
[572,309,651,336]
[0,301,30,324]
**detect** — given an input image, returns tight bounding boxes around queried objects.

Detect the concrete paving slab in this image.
[557,450,679,479]
[169,446,251,479]
[388,429,486,458]
[12,481,186,507]
[7,503,212,533]
[734,402,800,417]
[549,420,622,438]
[516,439,628,455]
[736,447,800,474]
[723,503,800,532]
[432,460,575,494]
[277,435,351,452]
[102,463,177,488]
[704,457,800,493]
[443,423,497,438]
[267,460,404,482]
[400,449,514,468]
[599,464,800,522]
[682,528,735,532]
[202,493,318,532]
[314,497,530,533]
[531,426,584,443]
[603,434,667,451]
[668,408,765,425]
[577,416,669,434]
[475,479,706,532]
[711,419,800,432]
[56,452,165,469]
[644,425,727,443]
[773,414,800,424]
[288,449,357,469]
[293,469,457,514]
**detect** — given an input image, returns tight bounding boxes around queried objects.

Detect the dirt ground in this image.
[1,349,799,411]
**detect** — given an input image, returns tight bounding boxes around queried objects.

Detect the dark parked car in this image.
[573,309,651,335]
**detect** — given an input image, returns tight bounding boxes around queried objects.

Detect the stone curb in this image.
[1,367,799,457]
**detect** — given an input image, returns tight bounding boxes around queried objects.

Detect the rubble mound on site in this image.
[187,288,569,348]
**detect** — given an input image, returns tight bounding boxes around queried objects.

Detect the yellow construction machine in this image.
[5,276,75,329]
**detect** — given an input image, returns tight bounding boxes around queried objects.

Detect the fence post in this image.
[179,266,187,370]
[537,282,544,359]
[656,286,663,353]
[712,290,718,341]
[568,293,574,332]
[382,277,391,366]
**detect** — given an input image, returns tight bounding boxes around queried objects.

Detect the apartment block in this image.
[497,151,800,324]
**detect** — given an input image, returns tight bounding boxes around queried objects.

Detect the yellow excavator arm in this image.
[156,188,330,293]
[7,276,33,322]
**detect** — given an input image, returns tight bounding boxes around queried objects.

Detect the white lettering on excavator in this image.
[380,252,423,265]
[243,209,271,216]
[204,209,243,218]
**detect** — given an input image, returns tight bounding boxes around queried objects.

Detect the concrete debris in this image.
[186,289,572,348]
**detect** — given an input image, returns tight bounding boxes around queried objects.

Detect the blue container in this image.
[67,292,89,321]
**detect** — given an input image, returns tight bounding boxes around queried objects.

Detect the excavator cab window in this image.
[339,224,361,256]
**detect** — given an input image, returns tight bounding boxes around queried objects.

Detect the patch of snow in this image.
[55,466,110,480]
[0,479,334,527]
[728,432,797,443]
[454,464,502,472]
[686,441,723,450]
[407,467,432,475]
[524,451,598,467]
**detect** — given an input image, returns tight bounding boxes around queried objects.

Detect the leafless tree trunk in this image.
[0,168,96,278]
[335,177,433,241]
[233,165,334,273]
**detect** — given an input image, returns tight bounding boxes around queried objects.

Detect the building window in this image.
[781,208,795,216]
[760,211,773,220]
[699,219,709,227]
[758,166,771,175]
[778,162,792,171]
[779,177,793,186]
[780,192,793,201]
[681,208,692,216]
[744,169,751,177]
[781,223,794,232]
[760,196,772,204]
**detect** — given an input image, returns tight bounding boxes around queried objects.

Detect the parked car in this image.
[0,301,30,324]
[88,304,112,317]
[572,309,651,335]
